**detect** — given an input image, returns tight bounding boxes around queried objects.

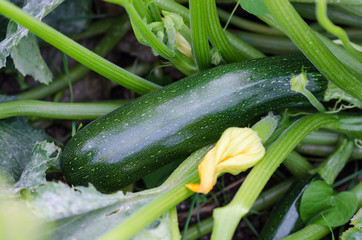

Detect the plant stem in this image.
[301,131,340,145]
[67,17,119,41]
[0,0,160,95]
[283,151,313,177]
[184,179,294,240]
[202,0,245,63]
[170,207,181,240]
[217,8,282,36]
[0,100,127,120]
[225,32,266,59]
[317,137,355,185]
[211,114,338,240]
[189,0,211,70]
[294,3,362,28]
[261,0,362,101]
[315,0,362,61]
[296,143,362,160]
[281,224,330,240]
[233,31,298,54]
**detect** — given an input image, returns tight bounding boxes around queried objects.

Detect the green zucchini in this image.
[60,54,327,193]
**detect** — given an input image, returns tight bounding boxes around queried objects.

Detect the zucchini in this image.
[60,54,327,193]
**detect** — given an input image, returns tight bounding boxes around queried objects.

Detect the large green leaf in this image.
[0,0,64,84]
[28,181,172,240]
[300,180,358,227]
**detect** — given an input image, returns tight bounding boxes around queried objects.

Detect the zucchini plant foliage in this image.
[0,0,361,240]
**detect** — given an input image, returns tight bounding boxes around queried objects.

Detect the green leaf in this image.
[341,208,362,240]
[0,95,50,183]
[27,182,173,240]
[240,0,269,16]
[13,141,61,191]
[0,0,65,84]
[44,0,92,34]
[300,180,358,227]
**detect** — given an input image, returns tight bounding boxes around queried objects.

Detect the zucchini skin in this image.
[60,54,327,193]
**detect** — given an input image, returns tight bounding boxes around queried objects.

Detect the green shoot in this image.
[290,69,326,112]
[61,53,76,136]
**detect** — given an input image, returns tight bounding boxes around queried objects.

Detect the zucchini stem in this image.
[317,137,355,185]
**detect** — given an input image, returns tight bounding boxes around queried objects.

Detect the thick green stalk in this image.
[170,207,181,240]
[0,0,160,95]
[189,0,211,70]
[0,100,127,120]
[261,0,362,101]
[202,0,245,63]
[317,137,354,185]
[211,114,339,240]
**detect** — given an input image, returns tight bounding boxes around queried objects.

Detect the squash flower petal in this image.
[186,127,265,194]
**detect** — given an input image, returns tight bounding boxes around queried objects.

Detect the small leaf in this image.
[341,208,362,240]
[0,96,50,183]
[240,0,269,16]
[0,0,65,84]
[13,141,61,191]
[300,180,358,227]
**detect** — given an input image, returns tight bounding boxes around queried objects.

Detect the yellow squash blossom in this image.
[186,127,265,194]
